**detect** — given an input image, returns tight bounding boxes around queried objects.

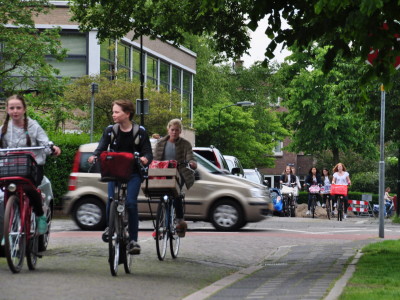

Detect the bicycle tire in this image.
[337,197,343,221]
[311,195,316,218]
[156,200,168,261]
[326,197,331,220]
[108,201,120,276]
[26,210,39,270]
[169,201,180,258]
[122,216,132,274]
[4,195,26,273]
[289,196,296,217]
[283,196,289,217]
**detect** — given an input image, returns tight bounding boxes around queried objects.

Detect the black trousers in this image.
[25,165,44,217]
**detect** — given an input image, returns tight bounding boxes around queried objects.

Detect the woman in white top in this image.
[332,163,351,219]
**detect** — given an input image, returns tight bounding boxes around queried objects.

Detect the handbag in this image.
[99,151,134,181]
[330,184,348,196]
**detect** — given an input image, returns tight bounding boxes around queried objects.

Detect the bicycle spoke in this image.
[170,202,180,258]
[156,201,168,261]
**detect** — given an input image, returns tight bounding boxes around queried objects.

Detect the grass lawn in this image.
[340,240,400,300]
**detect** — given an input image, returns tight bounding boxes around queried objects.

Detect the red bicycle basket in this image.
[330,184,348,196]
[99,151,134,181]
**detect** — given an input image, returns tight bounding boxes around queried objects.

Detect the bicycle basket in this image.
[309,185,320,194]
[99,151,134,182]
[320,185,331,194]
[0,154,39,185]
[281,185,295,195]
[330,184,348,196]
[148,160,178,179]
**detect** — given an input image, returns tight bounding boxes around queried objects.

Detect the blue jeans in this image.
[107,173,141,242]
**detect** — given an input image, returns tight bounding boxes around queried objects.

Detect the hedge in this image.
[296,191,379,205]
[44,133,100,208]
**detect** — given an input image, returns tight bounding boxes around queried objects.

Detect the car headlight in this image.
[250,188,265,198]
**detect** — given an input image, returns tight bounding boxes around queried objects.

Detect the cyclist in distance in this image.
[321,168,333,211]
[88,99,153,254]
[332,163,351,219]
[290,166,301,207]
[0,94,61,234]
[304,167,322,215]
[153,118,197,237]
[279,165,296,187]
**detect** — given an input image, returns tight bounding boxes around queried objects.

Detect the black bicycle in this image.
[280,183,296,217]
[308,185,321,219]
[336,195,345,221]
[144,161,194,261]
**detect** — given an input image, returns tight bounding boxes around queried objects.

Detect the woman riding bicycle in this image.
[304,167,322,216]
[88,99,153,255]
[332,162,351,219]
[0,94,61,234]
[153,119,197,237]
[321,168,333,215]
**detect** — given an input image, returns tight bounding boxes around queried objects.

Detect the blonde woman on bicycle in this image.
[332,163,351,219]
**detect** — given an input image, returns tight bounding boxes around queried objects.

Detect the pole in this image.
[397,146,400,216]
[379,84,385,238]
[140,35,144,126]
[90,84,96,143]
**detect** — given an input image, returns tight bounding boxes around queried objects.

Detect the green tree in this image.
[63,74,184,135]
[280,47,378,165]
[0,0,67,96]
[70,0,400,86]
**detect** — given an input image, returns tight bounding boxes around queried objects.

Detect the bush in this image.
[351,171,379,194]
[44,133,98,208]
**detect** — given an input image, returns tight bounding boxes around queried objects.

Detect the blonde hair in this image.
[167,119,182,132]
[333,163,347,173]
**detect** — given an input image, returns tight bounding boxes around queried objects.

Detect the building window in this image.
[160,61,170,91]
[117,42,130,80]
[273,141,283,156]
[146,55,157,86]
[100,39,115,79]
[172,66,181,93]
[48,32,87,78]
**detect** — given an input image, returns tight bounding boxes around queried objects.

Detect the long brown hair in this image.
[1,95,31,147]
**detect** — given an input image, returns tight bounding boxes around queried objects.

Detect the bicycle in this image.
[98,151,143,276]
[143,161,194,261]
[280,183,296,217]
[0,145,52,273]
[307,185,320,218]
[330,184,348,222]
[320,185,331,220]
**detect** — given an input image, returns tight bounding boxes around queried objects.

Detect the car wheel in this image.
[210,198,244,231]
[73,197,106,231]
[38,201,53,252]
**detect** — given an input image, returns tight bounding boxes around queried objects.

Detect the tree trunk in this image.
[332,148,340,166]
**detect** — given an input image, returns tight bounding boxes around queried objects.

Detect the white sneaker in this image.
[334,203,337,208]
[317,201,321,206]
[322,203,326,208]
[306,210,310,215]
[344,214,347,219]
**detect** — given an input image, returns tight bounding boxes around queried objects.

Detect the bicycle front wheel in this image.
[108,201,120,276]
[326,197,331,220]
[4,195,26,273]
[155,200,168,261]
[123,219,132,274]
[26,210,39,270]
[169,202,180,259]
[337,198,343,221]
[311,196,316,218]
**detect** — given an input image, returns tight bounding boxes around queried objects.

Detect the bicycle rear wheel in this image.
[169,201,180,259]
[108,201,120,276]
[311,196,316,218]
[4,195,26,273]
[326,197,331,220]
[26,210,39,270]
[123,222,132,274]
[155,200,168,261]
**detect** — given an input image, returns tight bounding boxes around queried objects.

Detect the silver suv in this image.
[63,143,272,231]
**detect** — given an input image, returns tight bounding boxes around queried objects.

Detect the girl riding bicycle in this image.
[88,99,153,255]
[0,94,61,235]
[304,167,322,216]
[153,119,197,237]
[332,163,351,219]
[321,168,334,215]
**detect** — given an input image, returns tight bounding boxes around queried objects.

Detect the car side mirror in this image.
[231,167,241,176]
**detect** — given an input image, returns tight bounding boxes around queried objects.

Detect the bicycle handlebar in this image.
[0,142,55,153]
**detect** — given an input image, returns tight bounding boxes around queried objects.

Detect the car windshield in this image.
[245,172,261,184]
[225,159,234,171]
[194,153,224,174]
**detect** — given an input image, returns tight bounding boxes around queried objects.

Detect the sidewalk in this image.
[184,239,373,300]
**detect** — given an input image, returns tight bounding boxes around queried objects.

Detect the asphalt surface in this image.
[1,215,399,300]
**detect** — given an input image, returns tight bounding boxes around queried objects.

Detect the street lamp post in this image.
[218,101,254,148]
[90,82,99,143]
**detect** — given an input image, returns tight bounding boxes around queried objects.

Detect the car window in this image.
[194,153,223,174]
[194,150,216,165]
[79,152,100,173]
[226,159,234,171]
[245,172,261,184]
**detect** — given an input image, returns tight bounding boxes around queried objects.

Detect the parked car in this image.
[0,176,54,255]
[63,143,273,231]
[244,168,267,186]
[193,145,230,173]
[224,155,245,177]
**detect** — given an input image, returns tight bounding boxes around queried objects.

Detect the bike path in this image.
[184,239,373,300]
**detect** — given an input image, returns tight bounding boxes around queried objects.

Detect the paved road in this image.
[1,216,399,300]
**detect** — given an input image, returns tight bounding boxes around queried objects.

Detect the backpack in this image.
[111,123,140,149]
